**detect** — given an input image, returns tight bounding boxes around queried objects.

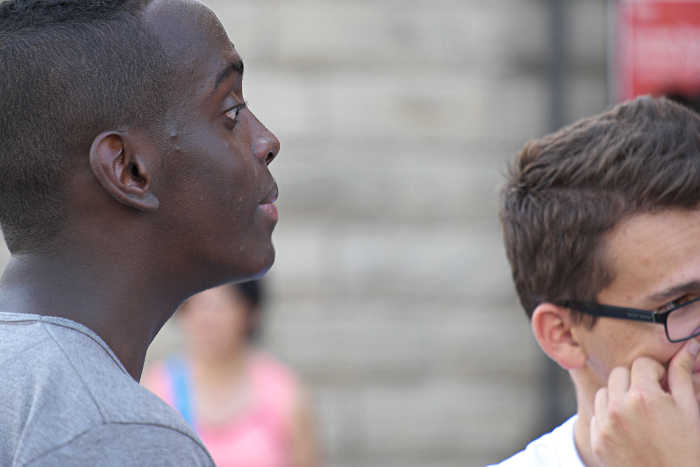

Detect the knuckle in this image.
[632,356,661,373]
[593,424,616,452]
[628,388,649,407]
[626,384,664,414]
[606,404,624,423]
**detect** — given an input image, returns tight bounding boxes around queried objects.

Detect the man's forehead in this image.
[144,0,234,64]
[601,209,700,302]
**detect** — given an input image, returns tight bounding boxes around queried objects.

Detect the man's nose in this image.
[251,113,280,165]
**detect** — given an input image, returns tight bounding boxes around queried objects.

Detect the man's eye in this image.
[658,294,700,312]
[225,107,240,121]
[225,101,248,126]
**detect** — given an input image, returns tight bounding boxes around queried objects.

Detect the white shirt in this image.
[486,416,585,467]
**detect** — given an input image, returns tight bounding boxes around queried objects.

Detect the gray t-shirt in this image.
[0,312,215,467]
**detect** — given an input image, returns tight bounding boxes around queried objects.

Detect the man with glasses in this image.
[489,96,700,467]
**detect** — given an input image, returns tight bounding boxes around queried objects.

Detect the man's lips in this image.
[259,202,278,221]
[259,183,278,222]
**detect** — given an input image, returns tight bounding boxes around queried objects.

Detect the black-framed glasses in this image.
[566,296,700,343]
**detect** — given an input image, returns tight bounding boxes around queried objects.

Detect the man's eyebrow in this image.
[648,281,700,303]
[214,59,244,90]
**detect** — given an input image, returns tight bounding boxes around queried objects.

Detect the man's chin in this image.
[240,247,275,281]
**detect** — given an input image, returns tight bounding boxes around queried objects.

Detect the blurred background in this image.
[3,0,693,466]
[147,1,609,465]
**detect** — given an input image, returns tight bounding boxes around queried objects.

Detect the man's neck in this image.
[570,376,604,467]
[573,410,600,467]
[0,252,182,381]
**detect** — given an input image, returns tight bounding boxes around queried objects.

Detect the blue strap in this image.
[167,357,195,429]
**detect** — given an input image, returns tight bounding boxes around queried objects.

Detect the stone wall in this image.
[0,1,610,466]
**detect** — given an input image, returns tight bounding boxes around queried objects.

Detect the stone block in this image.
[271,153,505,222]
[260,295,539,380]
[269,221,514,299]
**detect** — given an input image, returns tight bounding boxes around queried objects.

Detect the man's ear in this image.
[531,303,587,370]
[89,131,159,212]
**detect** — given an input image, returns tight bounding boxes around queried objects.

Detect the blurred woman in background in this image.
[142,281,320,467]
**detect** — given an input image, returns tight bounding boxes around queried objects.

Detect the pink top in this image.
[145,353,299,467]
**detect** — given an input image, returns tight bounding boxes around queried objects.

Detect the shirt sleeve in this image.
[25,423,215,467]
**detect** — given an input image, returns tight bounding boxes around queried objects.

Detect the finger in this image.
[590,414,600,454]
[594,386,609,423]
[667,337,700,406]
[607,366,630,403]
[591,391,611,467]
[629,357,666,390]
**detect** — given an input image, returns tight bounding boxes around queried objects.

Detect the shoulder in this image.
[0,315,205,466]
[486,416,583,467]
[24,423,214,467]
[0,314,108,466]
[34,320,187,428]
[0,313,58,358]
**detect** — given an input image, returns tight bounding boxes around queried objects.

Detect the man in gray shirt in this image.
[0,0,280,465]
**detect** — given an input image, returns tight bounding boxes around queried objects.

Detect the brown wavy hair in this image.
[501,96,700,321]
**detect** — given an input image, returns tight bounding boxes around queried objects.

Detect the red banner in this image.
[616,0,700,101]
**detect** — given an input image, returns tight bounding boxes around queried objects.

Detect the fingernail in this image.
[690,340,700,356]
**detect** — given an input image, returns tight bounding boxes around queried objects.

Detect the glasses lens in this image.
[667,299,700,341]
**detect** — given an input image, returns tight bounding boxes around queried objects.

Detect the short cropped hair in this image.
[0,0,169,253]
[501,96,700,320]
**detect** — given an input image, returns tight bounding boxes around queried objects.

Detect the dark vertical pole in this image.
[541,0,569,435]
